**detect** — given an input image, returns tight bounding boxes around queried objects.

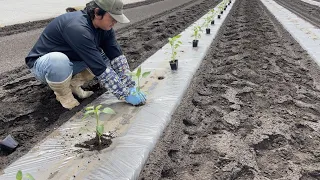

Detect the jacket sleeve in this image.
[100,29,123,60]
[62,24,106,76]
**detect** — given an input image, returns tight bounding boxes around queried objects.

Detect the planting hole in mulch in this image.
[75,134,113,151]
[158,76,165,80]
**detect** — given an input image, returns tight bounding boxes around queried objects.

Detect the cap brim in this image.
[109,13,130,24]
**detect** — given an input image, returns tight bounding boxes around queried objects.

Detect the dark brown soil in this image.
[75,134,113,151]
[139,0,320,179]
[0,0,221,171]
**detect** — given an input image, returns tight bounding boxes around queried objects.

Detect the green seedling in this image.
[202,9,217,28]
[210,8,217,20]
[168,34,182,62]
[210,8,216,16]
[191,25,203,40]
[83,105,116,145]
[218,2,225,12]
[222,0,227,6]
[128,66,151,93]
[202,14,213,29]
[16,170,35,180]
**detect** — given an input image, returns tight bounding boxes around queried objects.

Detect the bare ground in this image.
[0,0,221,171]
[139,0,320,179]
[0,0,165,37]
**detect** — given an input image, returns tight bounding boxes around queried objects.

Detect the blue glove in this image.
[131,87,147,102]
[139,91,147,101]
[125,87,146,105]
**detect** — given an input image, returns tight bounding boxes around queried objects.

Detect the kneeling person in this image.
[25,0,146,109]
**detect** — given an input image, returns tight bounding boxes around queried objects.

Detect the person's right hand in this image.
[130,87,147,101]
[125,87,146,105]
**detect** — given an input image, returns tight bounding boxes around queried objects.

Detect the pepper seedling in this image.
[191,25,202,40]
[128,66,151,93]
[167,34,182,70]
[218,2,225,14]
[83,105,116,145]
[210,8,216,17]
[16,170,35,180]
[191,24,203,47]
[210,8,217,22]
[168,34,182,63]
[203,14,213,30]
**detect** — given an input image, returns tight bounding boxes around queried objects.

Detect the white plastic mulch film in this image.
[0,1,235,180]
[261,0,320,65]
[301,0,320,7]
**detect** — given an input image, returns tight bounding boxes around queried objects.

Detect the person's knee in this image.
[46,52,73,82]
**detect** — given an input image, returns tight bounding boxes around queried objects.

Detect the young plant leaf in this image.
[96,105,102,111]
[84,110,95,117]
[142,71,151,78]
[137,66,141,78]
[96,125,104,136]
[25,173,35,180]
[85,106,94,111]
[16,170,22,180]
[102,107,116,114]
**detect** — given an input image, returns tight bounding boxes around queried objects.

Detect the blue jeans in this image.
[31,52,109,83]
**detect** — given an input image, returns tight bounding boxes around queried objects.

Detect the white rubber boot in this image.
[70,69,95,99]
[47,74,80,110]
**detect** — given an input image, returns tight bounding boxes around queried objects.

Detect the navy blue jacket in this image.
[25,11,122,76]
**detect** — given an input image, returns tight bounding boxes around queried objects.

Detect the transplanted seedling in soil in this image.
[191,25,203,47]
[83,105,116,145]
[168,34,182,70]
[128,66,151,93]
[16,170,35,180]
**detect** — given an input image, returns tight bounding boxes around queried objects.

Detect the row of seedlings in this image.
[169,0,232,70]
